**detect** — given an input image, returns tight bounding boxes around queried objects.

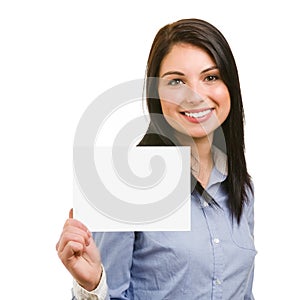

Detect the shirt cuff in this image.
[73,266,108,300]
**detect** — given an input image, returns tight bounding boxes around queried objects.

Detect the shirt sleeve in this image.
[244,183,256,300]
[72,266,109,300]
[93,231,135,299]
[244,264,255,300]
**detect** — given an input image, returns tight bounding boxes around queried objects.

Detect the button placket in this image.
[202,207,224,299]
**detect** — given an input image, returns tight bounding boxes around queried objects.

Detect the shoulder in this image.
[246,179,255,203]
[243,180,255,221]
[138,133,175,146]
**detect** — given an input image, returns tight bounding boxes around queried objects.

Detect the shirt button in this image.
[213,238,220,244]
[215,279,222,285]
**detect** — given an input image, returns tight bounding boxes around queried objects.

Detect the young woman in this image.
[57,18,256,299]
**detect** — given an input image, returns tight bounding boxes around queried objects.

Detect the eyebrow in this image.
[161,66,218,78]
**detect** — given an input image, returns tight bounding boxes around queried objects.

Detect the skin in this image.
[56,209,102,291]
[56,43,231,291]
[158,43,231,187]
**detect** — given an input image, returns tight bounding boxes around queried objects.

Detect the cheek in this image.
[214,85,231,112]
[158,81,193,107]
[160,100,178,116]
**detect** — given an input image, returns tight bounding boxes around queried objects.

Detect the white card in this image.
[73,146,191,231]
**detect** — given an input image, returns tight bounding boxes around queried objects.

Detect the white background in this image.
[1,0,299,299]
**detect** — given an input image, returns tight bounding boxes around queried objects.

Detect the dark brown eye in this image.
[205,75,218,82]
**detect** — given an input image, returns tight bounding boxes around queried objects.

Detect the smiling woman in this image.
[158,43,231,141]
[157,43,231,188]
[56,18,256,300]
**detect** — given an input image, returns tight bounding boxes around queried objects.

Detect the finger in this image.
[60,224,91,247]
[63,218,90,236]
[57,231,88,254]
[58,240,84,264]
[56,209,74,252]
[57,221,91,252]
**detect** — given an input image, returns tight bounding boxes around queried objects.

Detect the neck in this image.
[175,132,214,188]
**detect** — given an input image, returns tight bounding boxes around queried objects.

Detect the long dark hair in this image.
[139,18,252,223]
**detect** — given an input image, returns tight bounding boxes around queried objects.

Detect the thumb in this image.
[69,208,73,219]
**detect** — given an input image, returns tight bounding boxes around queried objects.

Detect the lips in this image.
[183,109,212,118]
[180,108,214,123]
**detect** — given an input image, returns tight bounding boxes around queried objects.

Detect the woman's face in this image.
[158,43,230,140]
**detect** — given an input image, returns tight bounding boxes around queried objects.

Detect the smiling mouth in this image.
[181,108,213,119]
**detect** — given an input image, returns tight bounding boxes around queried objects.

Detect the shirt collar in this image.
[212,145,228,177]
[206,146,227,188]
[192,146,228,207]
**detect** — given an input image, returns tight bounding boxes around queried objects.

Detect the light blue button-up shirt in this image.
[92,148,256,299]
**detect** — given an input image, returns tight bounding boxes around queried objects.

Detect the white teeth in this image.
[184,109,211,118]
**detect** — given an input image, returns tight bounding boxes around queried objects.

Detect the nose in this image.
[184,83,205,105]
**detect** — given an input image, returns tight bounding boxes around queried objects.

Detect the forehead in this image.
[160,43,215,74]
